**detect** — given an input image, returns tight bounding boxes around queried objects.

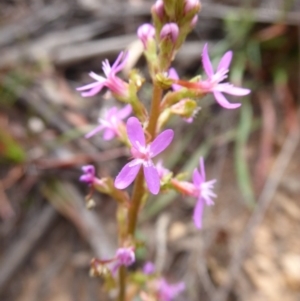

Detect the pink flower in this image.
[170,45,251,109]
[114,117,174,195]
[199,44,251,109]
[76,51,128,98]
[79,165,103,187]
[79,165,95,185]
[111,247,135,275]
[157,279,185,301]
[160,23,179,43]
[143,261,155,275]
[192,157,217,229]
[137,23,155,48]
[85,104,132,140]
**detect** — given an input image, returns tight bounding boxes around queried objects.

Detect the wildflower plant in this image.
[77,0,250,300]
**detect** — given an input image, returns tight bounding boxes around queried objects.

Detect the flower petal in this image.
[193,198,204,229]
[85,124,105,139]
[213,91,241,109]
[116,104,132,120]
[168,68,182,91]
[192,168,202,186]
[89,72,106,82]
[114,159,141,189]
[143,162,160,195]
[76,81,102,91]
[126,117,145,149]
[80,85,104,97]
[199,157,206,180]
[149,129,174,157]
[202,43,214,78]
[113,51,129,74]
[103,128,115,140]
[217,50,233,72]
[216,83,251,96]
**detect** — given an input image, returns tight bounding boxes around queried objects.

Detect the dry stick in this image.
[214,127,300,301]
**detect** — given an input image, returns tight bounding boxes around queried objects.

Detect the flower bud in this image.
[160,23,179,44]
[153,0,165,20]
[184,0,200,13]
[137,23,155,48]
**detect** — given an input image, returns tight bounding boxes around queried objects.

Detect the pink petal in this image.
[193,198,204,229]
[202,44,214,78]
[76,81,102,91]
[199,157,206,180]
[192,168,202,186]
[116,104,132,120]
[168,68,182,91]
[89,72,106,82]
[149,129,174,158]
[81,85,104,97]
[213,91,241,109]
[216,84,251,96]
[217,50,233,72]
[85,124,105,138]
[113,52,128,74]
[126,117,145,149]
[114,159,141,189]
[103,128,115,140]
[143,162,160,195]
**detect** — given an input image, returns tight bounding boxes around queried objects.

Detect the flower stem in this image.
[127,169,145,235]
[147,83,163,139]
[118,81,163,301]
[118,266,127,301]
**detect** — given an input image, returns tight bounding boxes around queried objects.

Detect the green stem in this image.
[118,266,127,301]
[118,80,163,301]
[147,83,163,139]
[127,169,145,235]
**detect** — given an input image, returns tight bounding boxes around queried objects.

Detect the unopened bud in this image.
[184,0,200,13]
[160,23,179,44]
[153,0,165,20]
[137,23,155,48]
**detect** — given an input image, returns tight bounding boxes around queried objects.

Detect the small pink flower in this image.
[114,117,174,195]
[199,44,250,109]
[79,165,95,185]
[143,261,155,275]
[137,23,155,48]
[170,45,251,109]
[79,165,103,187]
[160,23,179,44]
[111,247,135,275]
[192,157,217,229]
[157,279,185,301]
[85,104,132,140]
[77,51,128,98]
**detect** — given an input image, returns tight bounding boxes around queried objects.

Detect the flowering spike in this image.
[114,117,174,195]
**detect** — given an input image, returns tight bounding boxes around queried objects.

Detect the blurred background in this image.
[0,0,300,300]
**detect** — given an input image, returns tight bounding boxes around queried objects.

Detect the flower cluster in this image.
[76,0,251,300]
